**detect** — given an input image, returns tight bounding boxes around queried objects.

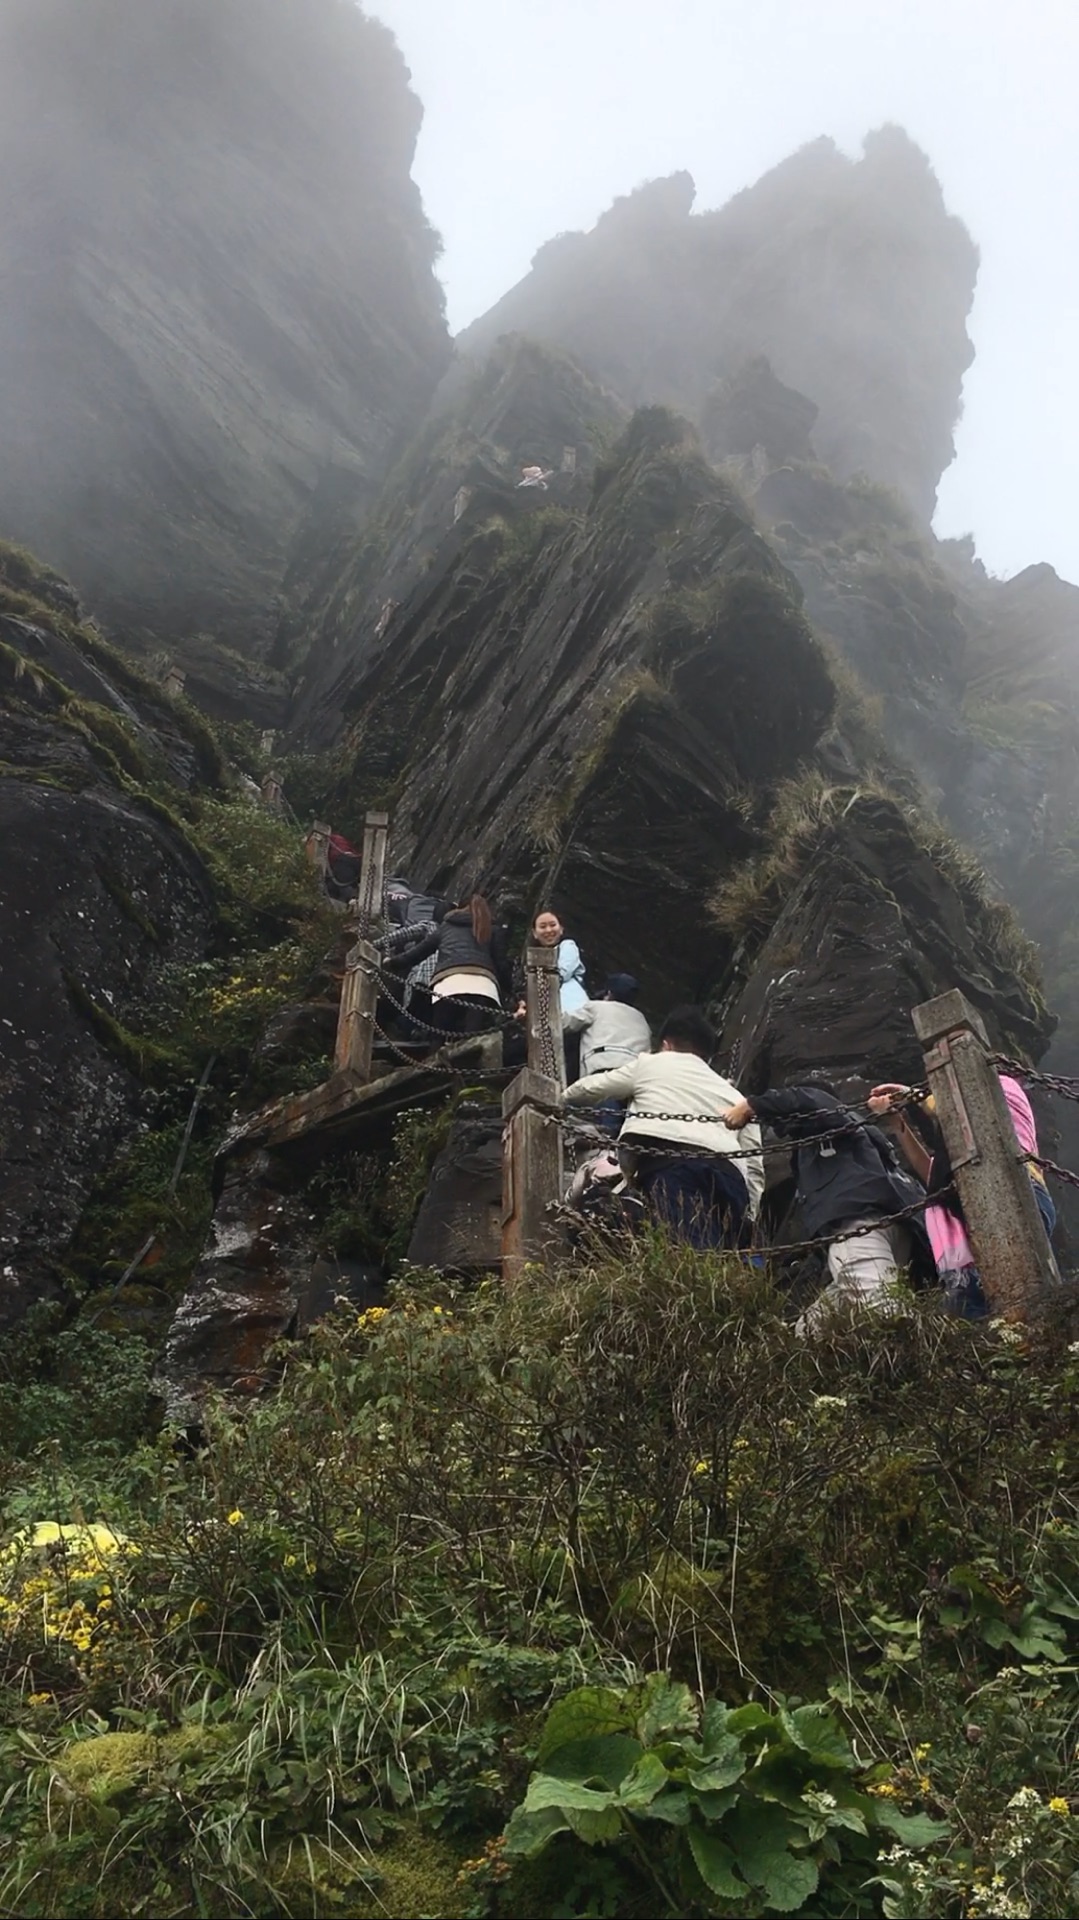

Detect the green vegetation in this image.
[3,1246,1079,1915]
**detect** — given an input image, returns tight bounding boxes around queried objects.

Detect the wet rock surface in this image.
[719,794,1053,1096]
[0,559,217,1328]
[0,0,450,657]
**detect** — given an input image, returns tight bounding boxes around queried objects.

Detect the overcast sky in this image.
[373,0,1077,585]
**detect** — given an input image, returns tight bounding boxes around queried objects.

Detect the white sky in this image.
[373,0,1078,584]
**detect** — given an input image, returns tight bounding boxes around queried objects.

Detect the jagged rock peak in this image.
[457,127,977,523]
[0,0,451,658]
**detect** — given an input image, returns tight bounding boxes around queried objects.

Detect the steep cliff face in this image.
[295,353,840,1007]
[0,0,450,661]
[455,129,976,522]
[0,544,219,1330]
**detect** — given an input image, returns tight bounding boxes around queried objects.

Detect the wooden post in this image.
[305,821,331,879]
[261,772,284,813]
[912,989,1060,1319]
[524,943,564,1090]
[355,811,390,929]
[501,1067,564,1285]
[334,938,379,1081]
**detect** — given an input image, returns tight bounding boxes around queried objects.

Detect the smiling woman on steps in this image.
[514,908,589,1076]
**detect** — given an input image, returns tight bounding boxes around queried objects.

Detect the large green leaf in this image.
[688,1825,750,1899]
[617,1751,670,1810]
[784,1705,853,1770]
[566,1805,623,1845]
[726,1703,778,1738]
[542,1735,643,1789]
[690,1787,741,1821]
[727,1799,819,1912]
[688,1741,747,1792]
[536,1687,631,1765]
[873,1803,950,1847]
[524,1775,618,1816]
[636,1676,698,1747]
[640,1788,692,1827]
[701,1700,731,1753]
[503,1804,571,1858]
[758,1851,820,1913]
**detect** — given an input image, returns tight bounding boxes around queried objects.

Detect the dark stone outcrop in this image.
[0,550,217,1329]
[455,130,976,522]
[0,0,450,658]
[719,792,1053,1096]
[294,364,836,1009]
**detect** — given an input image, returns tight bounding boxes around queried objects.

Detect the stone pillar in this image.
[524,942,564,1090]
[453,485,473,523]
[305,821,331,878]
[912,989,1060,1319]
[356,810,390,930]
[501,1068,564,1286]
[334,939,379,1081]
[163,665,186,700]
[261,772,284,813]
[260,729,276,756]
[561,446,577,474]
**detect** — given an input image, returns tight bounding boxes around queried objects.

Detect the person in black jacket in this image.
[387,893,510,1036]
[724,1081,915,1331]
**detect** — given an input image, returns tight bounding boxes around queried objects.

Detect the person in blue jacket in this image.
[514,908,588,1077]
[531,909,588,1012]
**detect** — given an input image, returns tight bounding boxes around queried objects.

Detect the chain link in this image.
[991,1055,1079,1105]
[1028,1153,1079,1193]
[530,960,561,1083]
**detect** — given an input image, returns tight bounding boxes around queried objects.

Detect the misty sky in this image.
[374,0,1077,586]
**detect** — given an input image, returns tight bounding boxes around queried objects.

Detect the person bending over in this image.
[564,1006,763,1250]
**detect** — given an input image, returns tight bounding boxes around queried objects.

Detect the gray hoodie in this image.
[562,997,652,1075]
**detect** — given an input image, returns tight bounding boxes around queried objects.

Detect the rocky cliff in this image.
[288,339,1050,1076]
[0,544,219,1330]
[0,0,450,666]
[455,129,977,523]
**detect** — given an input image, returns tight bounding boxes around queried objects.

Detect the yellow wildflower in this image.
[693,1461,710,1476]
[27,1692,53,1708]
[226,1509,244,1527]
[920,1775,932,1794]
[283,1554,297,1569]
[866,1781,899,1797]
[1049,1796,1071,1815]
[915,1743,931,1762]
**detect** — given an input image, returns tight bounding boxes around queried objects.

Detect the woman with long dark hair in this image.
[389,891,510,1035]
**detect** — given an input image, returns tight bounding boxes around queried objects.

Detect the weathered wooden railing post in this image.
[502,945,564,1285]
[912,989,1060,1318]
[305,821,331,880]
[334,938,379,1082]
[356,810,390,928]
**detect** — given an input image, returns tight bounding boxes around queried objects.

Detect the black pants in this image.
[630,1146,751,1251]
[432,994,501,1036]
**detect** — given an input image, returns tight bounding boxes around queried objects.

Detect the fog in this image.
[375,0,1078,584]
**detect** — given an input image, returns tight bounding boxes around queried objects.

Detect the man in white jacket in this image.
[564,1005,764,1249]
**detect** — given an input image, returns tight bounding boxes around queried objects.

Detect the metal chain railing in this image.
[991,1055,1079,1105]
[530,959,561,1084]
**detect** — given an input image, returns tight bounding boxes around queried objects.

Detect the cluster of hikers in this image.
[362,872,1056,1330]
